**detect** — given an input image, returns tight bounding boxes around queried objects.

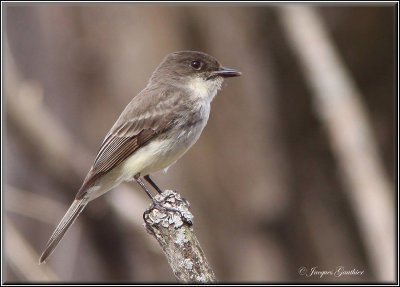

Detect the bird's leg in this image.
[144,174,188,207]
[134,174,192,225]
[144,175,163,194]
[134,174,156,202]
[134,174,174,210]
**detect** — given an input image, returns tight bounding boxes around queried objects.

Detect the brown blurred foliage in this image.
[4,4,395,283]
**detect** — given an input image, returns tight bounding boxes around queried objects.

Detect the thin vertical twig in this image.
[279,6,394,282]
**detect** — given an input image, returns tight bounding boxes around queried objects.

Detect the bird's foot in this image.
[144,190,193,226]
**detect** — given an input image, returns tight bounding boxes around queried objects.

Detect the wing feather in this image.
[75,89,181,199]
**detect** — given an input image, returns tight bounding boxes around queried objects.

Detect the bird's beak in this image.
[211,67,242,78]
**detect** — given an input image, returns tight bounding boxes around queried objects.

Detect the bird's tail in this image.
[39,198,88,264]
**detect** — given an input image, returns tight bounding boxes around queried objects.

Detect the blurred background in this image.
[4,3,396,283]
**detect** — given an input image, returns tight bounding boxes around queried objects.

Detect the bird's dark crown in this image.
[150,51,222,84]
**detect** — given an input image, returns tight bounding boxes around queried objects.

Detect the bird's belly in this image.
[122,140,185,176]
[86,108,208,201]
[119,126,203,180]
[87,138,192,201]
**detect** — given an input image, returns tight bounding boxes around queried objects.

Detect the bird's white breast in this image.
[120,99,211,179]
[187,77,223,102]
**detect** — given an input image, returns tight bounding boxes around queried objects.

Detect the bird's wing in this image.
[76,89,181,199]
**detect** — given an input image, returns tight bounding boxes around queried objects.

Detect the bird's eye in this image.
[191,60,201,70]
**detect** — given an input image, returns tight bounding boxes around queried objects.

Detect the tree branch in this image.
[143,190,216,283]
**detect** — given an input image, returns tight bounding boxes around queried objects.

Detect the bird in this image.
[39,50,241,264]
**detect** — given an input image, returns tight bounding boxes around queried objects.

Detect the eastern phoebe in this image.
[39,51,241,264]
